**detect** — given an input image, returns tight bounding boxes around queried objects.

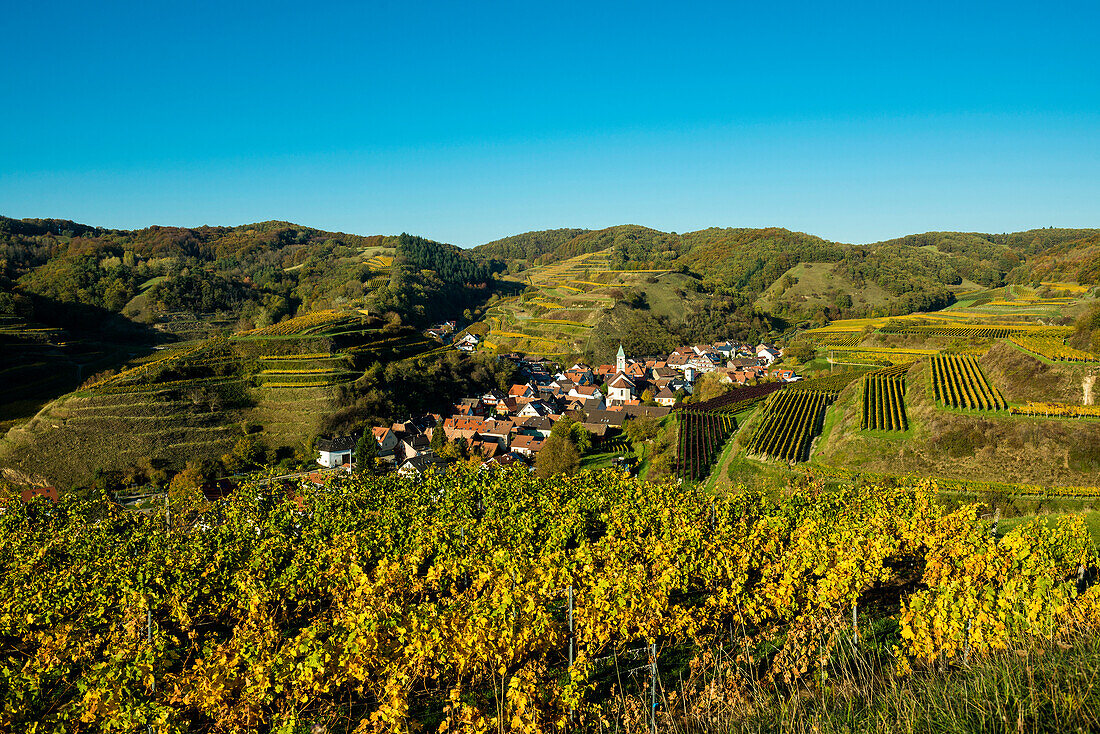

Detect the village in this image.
[315,337,797,477]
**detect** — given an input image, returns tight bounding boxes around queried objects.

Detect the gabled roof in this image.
[480,420,515,436]
[511,434,545,451]
[520,400,553,417]
[401,454,451,473]
[584,409,626,427]
[608,373,635,388]
[517,415,555,432]
[20,486,59,503]
[317,435,357,452]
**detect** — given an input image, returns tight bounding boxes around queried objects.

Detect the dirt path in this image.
[1085,374,1096,406]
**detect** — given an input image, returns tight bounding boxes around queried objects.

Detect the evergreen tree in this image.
[356,428,378,472]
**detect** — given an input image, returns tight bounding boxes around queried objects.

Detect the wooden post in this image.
[649,642,657,734]
[568,585,575,722]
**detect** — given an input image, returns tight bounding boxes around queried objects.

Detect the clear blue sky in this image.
[2,1,1098,246]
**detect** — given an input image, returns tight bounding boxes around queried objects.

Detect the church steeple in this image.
[616,343,626,373]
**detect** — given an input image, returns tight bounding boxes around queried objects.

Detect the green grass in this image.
[997,510,1100,545]
[718,633,1100,734]
[578,450,625,471]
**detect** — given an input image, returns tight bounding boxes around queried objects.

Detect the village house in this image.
[568,384,603,400]
[508,383,537,400]
[654,386,678,407]
[756,344,781,365]
[316,435,356,468]
[399,453,451,477]
[517,400,555,419]
[510,434,545,457]
[396,434,431,462]
[455,333,481,352]
[372,427,399,456]
[478,420,514,449]
[515,415,554,438]
[480,388,507,406]
[606,373,636,403]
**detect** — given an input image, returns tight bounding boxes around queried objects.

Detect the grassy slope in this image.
[812,360,1100,487]
[755,262,892,313]
[476,248,678,356]
[980,340,1097,405]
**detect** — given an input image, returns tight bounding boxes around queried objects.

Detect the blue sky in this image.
[2,0,1098,246]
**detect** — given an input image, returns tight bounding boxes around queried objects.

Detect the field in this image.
[7,468,1100,732]
[812,358,1100,490]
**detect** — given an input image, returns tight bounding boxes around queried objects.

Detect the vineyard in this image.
[674,410,737,481]
[672,383,787,481]
[878,325,1015,338]
[1009,335,1099,362]
[861,372,908,431]
[746,389,836,463]
[929,354,1008,411]
[687,381,786,413]
[236,310,357,337]
[1009,402,1100,419]
[809,330,862,347]
[785,367,874,392]
[4,469,1098,732]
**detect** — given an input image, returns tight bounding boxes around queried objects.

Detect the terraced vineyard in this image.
[811,330,862,347]
[878,325,1015,338]
[746,389,836,463]
[786,367,875,392]
[1009,335,1099,362]
[861,372,908,431]
[1009,402,1100,419]
[929,354,1007,410]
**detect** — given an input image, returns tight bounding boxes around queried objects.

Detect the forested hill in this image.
[0,217,500,330]
[474,228,590,266]
[476,223,1100,320]
[4,215,1098,332]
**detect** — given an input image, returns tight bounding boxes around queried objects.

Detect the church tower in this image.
[616,343,626,373]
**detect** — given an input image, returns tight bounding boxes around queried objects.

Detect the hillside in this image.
[0,309,514,488]
[0,218,510,428]
[5,214,1100,494]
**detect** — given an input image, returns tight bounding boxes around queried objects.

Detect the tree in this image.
[550,415,592,455]
[692,372,729,403]
[784,339,815,364]
[168,460,211,518]
[356,428,378,472]
[535,434,580,478]
[623,415,659,445]
[430,426,447,453]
